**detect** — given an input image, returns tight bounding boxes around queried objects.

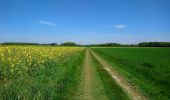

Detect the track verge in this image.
[89,49,147,100]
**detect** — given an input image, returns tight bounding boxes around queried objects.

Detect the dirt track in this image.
[90,49,147,100]
[74,48,147,100]
[74,49,108,100]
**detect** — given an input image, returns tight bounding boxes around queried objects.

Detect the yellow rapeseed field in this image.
[0,46,84,79]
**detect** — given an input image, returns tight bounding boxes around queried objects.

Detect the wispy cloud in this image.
[38,20,57,26]
[112,24,127,29]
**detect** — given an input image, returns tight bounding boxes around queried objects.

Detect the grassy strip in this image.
[92,47,170,100]
[0,50,85,100]
[91,52,130,100]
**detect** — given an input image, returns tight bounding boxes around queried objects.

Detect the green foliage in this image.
[1,42,39,45]
[91,55,130,100]
[138,42,170,47]
[50,43,58,46]
[61,42,76,46]
[92,47,170,99]
[91,43,121,47]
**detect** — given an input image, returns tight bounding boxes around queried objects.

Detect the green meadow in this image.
[92,47,170,99]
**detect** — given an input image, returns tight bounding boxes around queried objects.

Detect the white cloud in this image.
[38,20,57,26]
[112,24,127,29]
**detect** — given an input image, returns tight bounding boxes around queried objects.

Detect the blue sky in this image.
[0,0,170,44]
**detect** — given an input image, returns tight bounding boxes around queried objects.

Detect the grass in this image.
[92,47,170,100]
[0,46,85,99]
[91,51,130,100]
[2,46,169,99]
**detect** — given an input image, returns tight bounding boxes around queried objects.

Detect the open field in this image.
[92,47,170,99]
[0,46,85,99]
[1,0,170,99]
[0,46,170,100]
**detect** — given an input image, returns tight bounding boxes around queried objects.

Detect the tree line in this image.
[0,42,170,47]
[138,42,170,47]
[0,42,78,46]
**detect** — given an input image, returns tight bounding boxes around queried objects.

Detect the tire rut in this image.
[90,49,147,100]
[74,49,108,100]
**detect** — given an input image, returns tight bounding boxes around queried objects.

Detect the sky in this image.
[0,0,170,44]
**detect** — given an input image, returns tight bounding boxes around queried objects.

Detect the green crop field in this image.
[0,46,170,100]
[92,47,170,99]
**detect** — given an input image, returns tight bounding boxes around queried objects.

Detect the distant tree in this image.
[94,43,120,47]
[138,42,170,47]
[106,43,120,46]
[51,43,58,46]
[1,42,39,45]
[61,42,76,46]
